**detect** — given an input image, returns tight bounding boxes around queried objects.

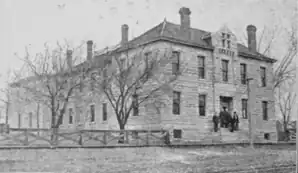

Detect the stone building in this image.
[8,7,277,143]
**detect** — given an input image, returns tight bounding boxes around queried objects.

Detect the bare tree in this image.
[0,69,15,125]
[89,45,186,134]
[277,82,296,137]
[12,40,86,138]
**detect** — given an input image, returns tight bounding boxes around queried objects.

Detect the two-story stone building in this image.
[8,7,277,143]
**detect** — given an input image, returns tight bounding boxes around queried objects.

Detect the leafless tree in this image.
[12,40,86,138]
[89,45,186,133]
[277,81,296,135]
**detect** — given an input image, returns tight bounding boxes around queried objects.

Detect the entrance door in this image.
[220,96,233,114]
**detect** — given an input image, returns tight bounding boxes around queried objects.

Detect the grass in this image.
[0,145,296,173]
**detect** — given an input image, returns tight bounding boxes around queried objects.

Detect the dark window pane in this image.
[240,64,247,84]
[172,51,180,74]
[260,67,266,87]
[262,101,268,120]
[199,95,206,116]
[173,91,181,115]
[222,60,229,81]
[173,129,182,138]
[90,105,95,122]
[241,99,248,119]
[198,56,205,79]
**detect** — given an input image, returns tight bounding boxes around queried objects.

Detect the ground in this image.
[0,145,296,173]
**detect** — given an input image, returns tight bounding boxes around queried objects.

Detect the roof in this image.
[111,20,276,63]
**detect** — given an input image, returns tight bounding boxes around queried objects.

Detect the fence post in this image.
[78,130,83,146]
[146,130,150,145]
[24,129,29,146]
[103,131,107,145]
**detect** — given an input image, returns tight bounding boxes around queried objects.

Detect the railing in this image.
[0,128,169,147]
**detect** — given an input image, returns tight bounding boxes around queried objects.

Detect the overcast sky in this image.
[0,0,296,119]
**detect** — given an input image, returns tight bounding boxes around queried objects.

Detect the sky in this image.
[0,0,297,119]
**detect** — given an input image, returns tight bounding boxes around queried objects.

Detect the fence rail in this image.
[0,128,169,147]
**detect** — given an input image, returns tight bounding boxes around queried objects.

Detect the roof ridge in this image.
[128,21,165,44]
[165,21,210,34]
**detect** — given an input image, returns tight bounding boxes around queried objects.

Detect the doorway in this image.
[220,96,233,114]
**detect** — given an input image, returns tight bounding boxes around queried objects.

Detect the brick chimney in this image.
[66,50,72,68]
[87,40,93,61]
[179,7,191,31]
[246,25,257,53]
[121,24,129,45]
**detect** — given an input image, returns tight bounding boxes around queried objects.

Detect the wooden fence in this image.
[0,127,169,147]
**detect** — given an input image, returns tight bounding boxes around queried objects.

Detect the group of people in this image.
[212,107,239,132]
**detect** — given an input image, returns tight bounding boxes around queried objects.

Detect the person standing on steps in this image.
[232,111,239,131]
[212,112,219,132]
[220,107,231,128]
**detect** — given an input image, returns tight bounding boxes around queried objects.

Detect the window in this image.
[172,91,181,115]
[103,68,108,90]
[29,112,33,128]
[120,59,126,69]
[145,52,153,80]
[264,133,270,140]
[102,103,107,121]
[240,63,247,84]
[262,101,268,120]
[222,60,229,82]
[199,94,206,116]
[260,67,266,87]
[69,108,73,124]
[90,72,97,91]
[241,99,248,119]
[132,94,139,116]
[173,129,182,139]
[222,33,231,48]
[172,51,180,75]
[198,56,205,79]
[90,105,95,122]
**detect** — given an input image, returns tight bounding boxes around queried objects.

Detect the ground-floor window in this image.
[264,133,270,140]
[173,129,182,139]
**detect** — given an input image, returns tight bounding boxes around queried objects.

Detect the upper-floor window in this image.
[198,56,205,79]
[145,52,153,80]
[172,51,180,75]
[262,101,268,121]
[90,72,97,91]
[260,67,266,87]
[132,94,139,116]
[221,60,229,82]
[102,103,107,121]
[120,58,126,70]
[198,94,206,116]
[103,68,108,90]
[90,105,95,122]
[28,112,33,128]
[240,63,247,84]
[173,91,181,115]
[68,108,73,124]
[221,33,231,49]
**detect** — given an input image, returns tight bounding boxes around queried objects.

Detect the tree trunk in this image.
[50,109,57,142]
[118,123,125,144]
